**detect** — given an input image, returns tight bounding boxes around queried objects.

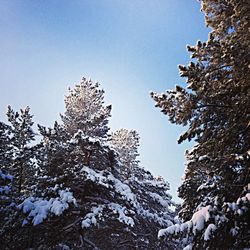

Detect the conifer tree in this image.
[6,106,36,195]
[0,121,12,171]
[61,77,111,139]
[111,129,140,179]
[0,107,37,248]
[152,0,250,249]
[0,78,175,249]
[1,76,176,249]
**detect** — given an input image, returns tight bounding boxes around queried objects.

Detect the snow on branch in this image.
[18,189,77,226]
[0,170,13,181]
[81,166,173,228]
[81,203,135,228]
[158,190,250,242]
[81,166,137,205]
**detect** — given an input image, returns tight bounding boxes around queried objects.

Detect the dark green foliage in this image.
[151,0,250,248]
[0,78,175,249]
[5,106,36,195]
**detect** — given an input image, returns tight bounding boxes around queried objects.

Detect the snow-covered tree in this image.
[0,122,12,171]
[61,77,112,139]
[9,79,176,249]
[152,0,250,249]
[0,107,38,249]
[16,123,174,249]
[5,106,36,195]
[111,129,140,178]
[0,76,176,249]
[0,169,16,248]
[110,128,177,248]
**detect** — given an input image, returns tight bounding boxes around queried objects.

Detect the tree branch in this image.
[82,237,100,250]
[197,103,231,109]
[63,218,81,231]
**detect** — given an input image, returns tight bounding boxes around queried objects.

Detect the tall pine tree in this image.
[152,0,250,249]
[61,77,111,139]
[6,106,36,195]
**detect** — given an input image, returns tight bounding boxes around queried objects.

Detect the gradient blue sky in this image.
[0,0,209,201]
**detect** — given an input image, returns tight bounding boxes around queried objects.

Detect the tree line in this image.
[0,78,175,249]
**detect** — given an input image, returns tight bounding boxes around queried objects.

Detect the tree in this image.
[152,0,250,249]
[0,107,38,248]
[0,121,12,171]
[61,77,111,139]
[0,77,175,249]
[111,128,176,248]
[111,129,140,179]
[5,106,36,195]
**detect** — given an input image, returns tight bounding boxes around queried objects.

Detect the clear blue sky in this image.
[0,0,209,201]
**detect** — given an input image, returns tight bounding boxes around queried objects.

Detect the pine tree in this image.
[0,77,176,249]
[111,129,140,179]
[0,107,38,249]
[5,106,36,195]
[0,121,12,171]
[152,0,250,249]
[61,77,111,139]
[111,128,176,249]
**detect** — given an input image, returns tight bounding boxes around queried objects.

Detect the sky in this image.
[0,0,210,201]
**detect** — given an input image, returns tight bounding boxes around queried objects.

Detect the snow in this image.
[197,182,215,191]
[81,166,110,188]
[108,203,134,227]
[0,185,11,194]
[158,228,170,238]
[204,224,217,241]
[139,208,172,227]
[230,227,238,236]
[142,178,169,189]
[0,170,13,181]
[80,166,173,229]
[81,203,135,228]
[71,130,108,146]
[227,191,250,215]
[50,199,69,216]
[19,189,77,226]
[183,243,193,250]
[198,155,209,161]
[158,206,211,238]
[81,205,104,228]
[58,244,70,250]
[246,193,250,201]
[59,190,77,205]
[235,154,244,160]
[149,192,169,208]
[237,209,243,215]
[158,225,177,237]
[108,175,136,205]
[158,189,250,244]
[22,219,29,226]
[191,206,211,232]
[82,166,137,205]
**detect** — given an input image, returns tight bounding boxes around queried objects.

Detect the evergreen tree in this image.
[0,169,16,247]
[5,106,36,195]
[111,128,176,248]
[0,76,176,249]
[111,129,140,179]
[0,121,12,171]
[0,107,38,248]
[61,77,111,139]
[152,0,250,249]
[0,77,175,249]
